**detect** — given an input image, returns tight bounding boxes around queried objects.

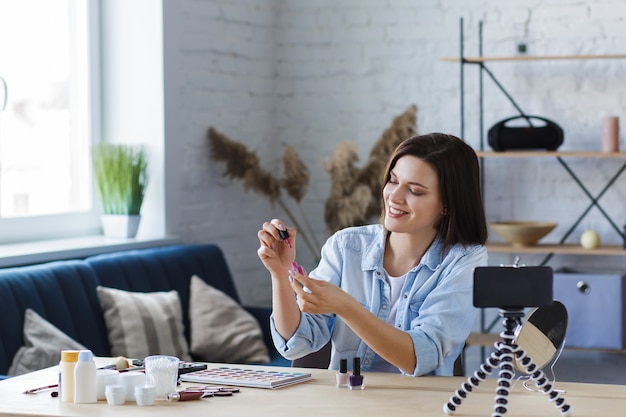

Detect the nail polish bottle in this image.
[349,357,364,390]
[279,229,292,248]
[336,359,349,388]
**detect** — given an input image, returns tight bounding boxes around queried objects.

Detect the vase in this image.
[101,215,141,239]
[602,116,619,153]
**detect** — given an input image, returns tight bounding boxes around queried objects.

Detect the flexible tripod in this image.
[443,309,572,417]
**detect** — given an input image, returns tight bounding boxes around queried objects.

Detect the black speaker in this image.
[488,115,564,152]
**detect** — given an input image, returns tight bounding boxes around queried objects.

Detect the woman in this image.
[257,133,488,376]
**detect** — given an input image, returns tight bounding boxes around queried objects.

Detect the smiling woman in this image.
[0,0,101,242]
[257,133,489,377]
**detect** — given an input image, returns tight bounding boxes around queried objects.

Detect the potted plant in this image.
[92,143,148,238]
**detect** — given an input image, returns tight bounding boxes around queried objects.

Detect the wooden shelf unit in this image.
[479,150,626,260]
[486,243,626,256]
[449,19,626,360]
[481,152,626,259]
[445,19,626,262]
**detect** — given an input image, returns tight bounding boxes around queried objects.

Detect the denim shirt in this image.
[270,224,487,376]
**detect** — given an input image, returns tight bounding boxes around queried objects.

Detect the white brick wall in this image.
[164,0,626,306]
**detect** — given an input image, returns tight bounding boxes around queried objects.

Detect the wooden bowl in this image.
[489,221,557,247]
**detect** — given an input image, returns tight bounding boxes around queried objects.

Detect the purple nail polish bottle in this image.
[349,357,364,390]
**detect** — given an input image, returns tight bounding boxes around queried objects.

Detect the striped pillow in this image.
[97,286,191,361]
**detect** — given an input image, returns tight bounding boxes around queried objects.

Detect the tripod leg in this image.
[516,348,573,416]
[443,349,501,415]
[492,341,516,417]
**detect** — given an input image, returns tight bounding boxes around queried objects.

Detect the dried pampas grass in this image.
[281,145,309,203]
[208,127,281,203]
[324,104,418,233]
[207,103,419,255]
[207,128,320,259]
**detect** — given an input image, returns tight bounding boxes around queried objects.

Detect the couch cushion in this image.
[86,244,240,344]
[8,309,87,376]
[97,286,192,361]
[189,275,270,364]
[0,260,110,376]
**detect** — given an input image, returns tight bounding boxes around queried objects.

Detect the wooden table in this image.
[1,362,625,416]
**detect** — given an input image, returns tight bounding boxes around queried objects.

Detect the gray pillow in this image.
[97,286,191,361]
[189,275,270,364]
[8,309,87,376]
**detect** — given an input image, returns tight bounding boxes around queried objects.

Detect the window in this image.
[0,0,100,243]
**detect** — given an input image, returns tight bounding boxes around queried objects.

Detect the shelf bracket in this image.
[539,157,626,265]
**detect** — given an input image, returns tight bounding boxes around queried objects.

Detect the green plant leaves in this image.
[92,144,148,215]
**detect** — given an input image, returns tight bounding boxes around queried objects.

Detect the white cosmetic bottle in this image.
[59,350,79,402]
[74,350,97,403]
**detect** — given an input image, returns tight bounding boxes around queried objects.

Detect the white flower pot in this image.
[101,215,141,239]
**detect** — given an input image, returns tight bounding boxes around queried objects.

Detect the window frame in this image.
[0,0,102,244]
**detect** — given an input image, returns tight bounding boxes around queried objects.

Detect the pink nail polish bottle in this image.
[349,357,364,390]
[336,359,349,388]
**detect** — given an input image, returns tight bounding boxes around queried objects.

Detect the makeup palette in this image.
[180,367,312,389]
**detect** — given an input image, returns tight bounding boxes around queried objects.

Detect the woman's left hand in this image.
[288,269,347,315]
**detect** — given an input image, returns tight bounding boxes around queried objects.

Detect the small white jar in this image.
[135,385,156,406]
[105,384,126,406]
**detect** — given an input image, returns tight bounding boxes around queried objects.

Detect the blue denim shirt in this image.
[270,224,487,376]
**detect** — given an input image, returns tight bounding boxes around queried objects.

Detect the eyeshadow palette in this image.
[179,366,312,389]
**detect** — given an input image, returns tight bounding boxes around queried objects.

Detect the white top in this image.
[386,271,408,327]
[368,271,407,373]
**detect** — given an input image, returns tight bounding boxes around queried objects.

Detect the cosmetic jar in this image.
[105,384,126,405]
[135,385,156,406]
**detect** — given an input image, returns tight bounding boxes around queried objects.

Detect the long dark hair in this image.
[381,133,487,254]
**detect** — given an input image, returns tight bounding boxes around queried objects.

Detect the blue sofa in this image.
[0,244,289,378]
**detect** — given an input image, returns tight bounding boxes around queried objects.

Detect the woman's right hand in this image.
[257,219,296,279]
